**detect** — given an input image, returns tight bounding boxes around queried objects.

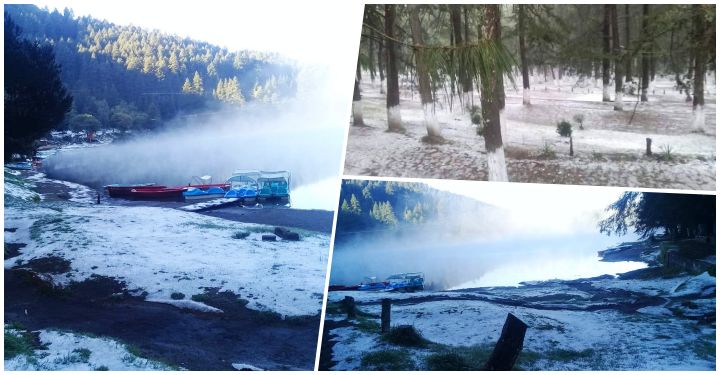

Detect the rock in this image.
[261,234,276,242]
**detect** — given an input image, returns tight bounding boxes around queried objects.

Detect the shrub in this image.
[572,113,585,130]
[556,120,573,137]
[361,349,414,371]
[232,231,250,239]
[170,292,185,300]
[658,144,674,161]
[426,352,471,371]
[383,325,428,347]
[539,142,556,159]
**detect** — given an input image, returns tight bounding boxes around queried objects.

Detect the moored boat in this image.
[105,183,160,198]
[183,186,227,200]
[128,186,187,200]
[257,170,290,203]
[225,170,260,204]
[5,162,33,171]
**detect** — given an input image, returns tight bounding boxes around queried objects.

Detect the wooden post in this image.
[646,138,652,156]
[342,296,356,319]
[485,313,528,371]
[569,136,574,156]
[381,298,391,333]
[96,192,100,204]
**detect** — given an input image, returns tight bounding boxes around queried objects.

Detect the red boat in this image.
[105,184,164,198]
[128,187,187,200]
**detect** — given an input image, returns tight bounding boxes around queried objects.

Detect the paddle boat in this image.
[224,170,260,204]
[182,175,230,200]
[384,273,425,292]
[257,170,290,204]
[357,277,389,291]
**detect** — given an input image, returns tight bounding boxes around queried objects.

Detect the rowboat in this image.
[105,184,160,198]
[128,187,187,200]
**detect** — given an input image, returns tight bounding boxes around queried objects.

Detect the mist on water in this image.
[330,201,641,290]
[43,64,348,210]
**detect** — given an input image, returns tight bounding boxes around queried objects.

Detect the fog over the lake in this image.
[44,64,348,208]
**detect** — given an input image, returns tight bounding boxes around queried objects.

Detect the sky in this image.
[426,179,626,235]
[22,0,363,65]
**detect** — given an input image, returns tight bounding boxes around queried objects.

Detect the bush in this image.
[556,120,573,137]
[232,231,250,239]
[572,114,585,130]
[658,144,674,161]
[470,105,482,125]
[170,292,185,300]
[383,325,428,347]
[539,142,556,159]
[426,352,471,371]
[361,350,414,371]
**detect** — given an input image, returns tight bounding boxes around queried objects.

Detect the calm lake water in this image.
[330,232,646,290]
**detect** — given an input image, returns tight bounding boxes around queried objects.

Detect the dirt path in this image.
[5,269,319,370]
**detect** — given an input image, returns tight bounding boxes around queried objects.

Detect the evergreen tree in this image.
[192,70,204,94]
[5,13,72,158]
[182,77,193,93]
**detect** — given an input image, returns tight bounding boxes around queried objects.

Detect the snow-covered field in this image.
[5,327,175,371]
[345,75,716,190]
[4,171,329,317]
[324,271,716,370]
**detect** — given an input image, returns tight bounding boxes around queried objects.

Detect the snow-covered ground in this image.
[5,327,175,370]
[324,271,716,370]
[4,171,329,317]
[345,75,715,190]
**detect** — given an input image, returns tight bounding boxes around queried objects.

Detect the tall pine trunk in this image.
[518,5,530,105]
[611,5,624,111]
[384,5,402,131]
[640,5,650,102]
[451,5,473,108]
[480,5,508,182]
[624,5,632,82]
[692,4,707,131]
[377,27,385,94]
[602,5,612,102]
[353,74,364,126]
[409,5,441,138]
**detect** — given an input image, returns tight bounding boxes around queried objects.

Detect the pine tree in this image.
[349,194,362,214]
[192,70,204,94]
[182,77,193,93]
[341,199,351,213]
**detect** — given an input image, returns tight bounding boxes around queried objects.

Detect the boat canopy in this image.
[227,170,261,186]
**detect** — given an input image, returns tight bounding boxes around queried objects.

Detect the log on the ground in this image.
[261,234,277,242]
[274,227,300,241]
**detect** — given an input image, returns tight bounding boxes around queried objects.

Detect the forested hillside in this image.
[5,4,297,132]
[336,179,493,238]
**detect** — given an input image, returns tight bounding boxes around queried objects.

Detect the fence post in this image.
[381,298,391,333]
[342,296,356,319]
[646,138,652,156]
[485,313,528,371]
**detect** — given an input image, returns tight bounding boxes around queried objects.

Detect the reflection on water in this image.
[330,232,645,290]
[291,177,339,211]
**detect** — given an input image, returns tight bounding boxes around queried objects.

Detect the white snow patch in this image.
[636,306,673,316]
[232,363,264,371]
[671,271,715,297]
[4,329,173,370]
[147,298,224,313]
[26,172,97,204]
[5,203,329,317]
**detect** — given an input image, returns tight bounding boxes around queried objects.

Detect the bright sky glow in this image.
[426,179,626,235]
[21,0,363,65]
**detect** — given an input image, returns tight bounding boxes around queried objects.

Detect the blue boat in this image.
[225,170,260,204]
[184,186,226,200]
[257,170,290,203]
[384,273,425,292]
[5,162,32,171]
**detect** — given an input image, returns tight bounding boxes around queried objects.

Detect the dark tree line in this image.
[5,13,72,158]
[5,4,297,133]
[599,192,715,241]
